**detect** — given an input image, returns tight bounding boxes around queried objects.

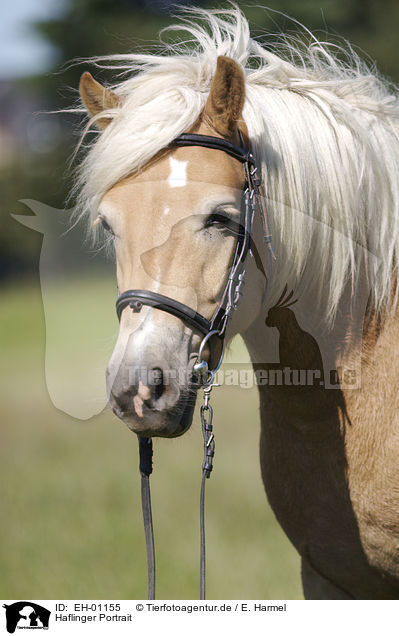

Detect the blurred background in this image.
[1,0,399,600]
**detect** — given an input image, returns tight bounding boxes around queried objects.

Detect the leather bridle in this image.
[116,133,269,349]
[115,131,274,600]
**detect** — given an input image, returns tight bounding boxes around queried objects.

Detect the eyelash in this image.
[100,217,114,236]
[204,212,230,229]
[204,211,243,240]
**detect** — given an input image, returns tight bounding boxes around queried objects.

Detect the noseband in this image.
[115,131,273,600]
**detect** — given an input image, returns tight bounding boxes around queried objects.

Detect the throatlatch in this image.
[115,131,274,600]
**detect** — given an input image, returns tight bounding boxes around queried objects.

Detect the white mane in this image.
[74,6,399,318]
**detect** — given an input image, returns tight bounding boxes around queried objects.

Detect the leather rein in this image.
[115,131,273,600]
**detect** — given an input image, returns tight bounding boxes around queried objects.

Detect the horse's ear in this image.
[79,72,121,129]
[203,56,245,137]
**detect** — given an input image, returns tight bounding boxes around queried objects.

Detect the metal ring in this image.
[197,329,225,374]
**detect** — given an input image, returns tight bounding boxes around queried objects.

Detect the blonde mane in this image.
[74,6,399,319]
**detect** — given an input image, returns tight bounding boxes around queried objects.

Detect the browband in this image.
[173,133,255,165]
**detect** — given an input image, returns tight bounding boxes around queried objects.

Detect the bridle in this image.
[115,131,274,600]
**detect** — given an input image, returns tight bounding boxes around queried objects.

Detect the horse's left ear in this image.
[203,56,245,137]
[79,71,121,129]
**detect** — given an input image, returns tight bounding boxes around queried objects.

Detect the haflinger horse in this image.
[76,8,399,599]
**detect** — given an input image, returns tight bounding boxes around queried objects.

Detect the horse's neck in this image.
[242,292,399,425]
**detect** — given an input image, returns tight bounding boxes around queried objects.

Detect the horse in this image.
[75,7,399,599]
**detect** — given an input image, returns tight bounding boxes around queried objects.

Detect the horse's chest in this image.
[259,400,399,597]
[259,406,350,550]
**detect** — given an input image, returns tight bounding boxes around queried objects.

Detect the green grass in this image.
[0,277,302,599]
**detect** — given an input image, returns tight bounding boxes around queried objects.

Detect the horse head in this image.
[79,57,267,437]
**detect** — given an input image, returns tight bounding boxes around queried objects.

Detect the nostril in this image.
[150,367,165,401]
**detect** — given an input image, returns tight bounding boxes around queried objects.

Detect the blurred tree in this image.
[244,0,399,83]
[0,0,205,279]
[1,0,399,280]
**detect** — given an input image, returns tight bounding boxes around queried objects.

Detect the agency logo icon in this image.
[2,602,51,633]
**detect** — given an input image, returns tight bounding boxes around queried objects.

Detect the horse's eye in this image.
[100,217,114,235]
[204,212,229,228]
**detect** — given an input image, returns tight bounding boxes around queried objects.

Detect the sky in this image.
[0,0,67,80]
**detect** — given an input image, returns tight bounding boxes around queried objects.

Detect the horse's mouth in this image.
[165,388,197,438]
[166,372,200,436]
[112,380,198,438]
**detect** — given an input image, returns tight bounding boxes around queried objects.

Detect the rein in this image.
[115,131,273,599]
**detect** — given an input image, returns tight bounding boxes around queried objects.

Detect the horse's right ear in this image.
[203,56,245,138]
[79,72,121,129]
